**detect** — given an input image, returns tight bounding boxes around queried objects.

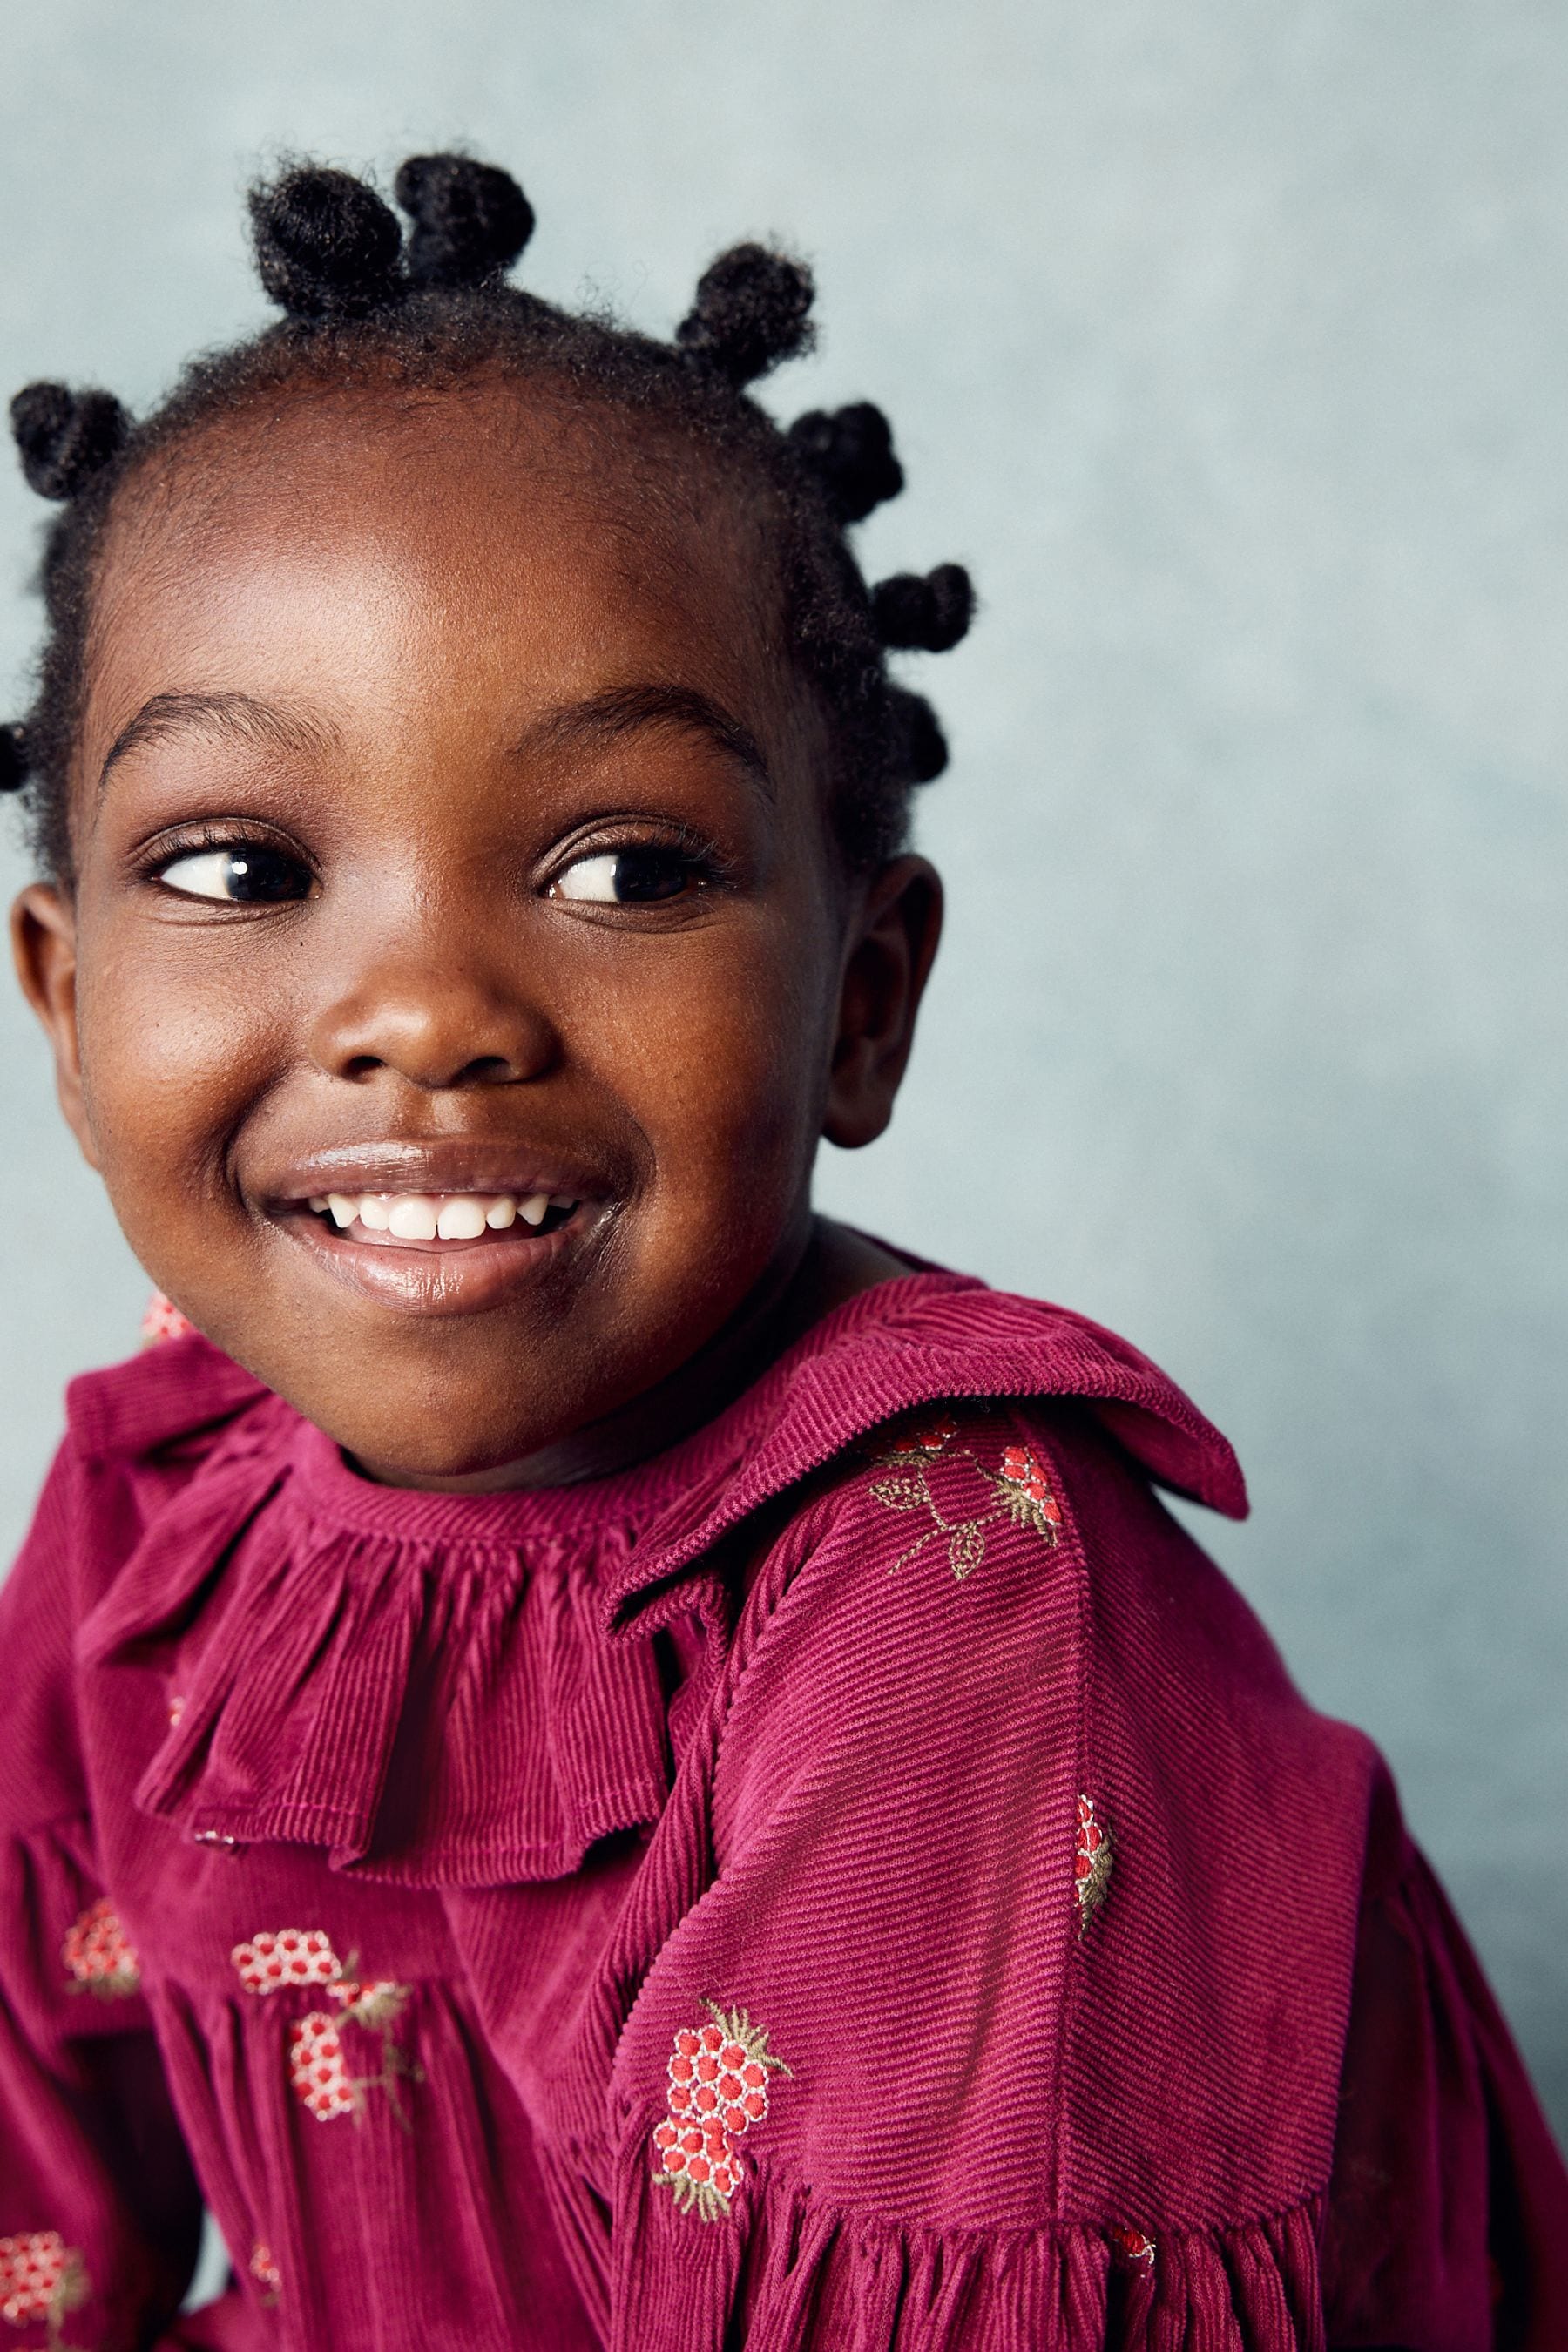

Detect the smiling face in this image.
[13,374,940,1484]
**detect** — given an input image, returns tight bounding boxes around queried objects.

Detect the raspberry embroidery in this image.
[868,1414,1062,1582]
[990,1443,1064,1539]
[1108,2225,1155,2267]
[248,2242,281,2306]
[654,2002,789,2220]
[140,1291,195,1346]
[0,2234,89,2347]
[232,1930,421,2129]
[232,1928,341,1995]
[61,1897,140,1998]
[288,2013,359,2122]
[878,1413,959,1463]
[1075,1794,1113,1936]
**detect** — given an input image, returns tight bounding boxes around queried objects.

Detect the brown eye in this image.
[157,846,312,903]
[551,847,700,905]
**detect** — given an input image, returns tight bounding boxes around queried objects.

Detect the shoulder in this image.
[623,1392,1382,2246]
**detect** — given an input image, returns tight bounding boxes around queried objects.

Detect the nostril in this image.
[341,1054,387,1082]
[461,1055,519,1086]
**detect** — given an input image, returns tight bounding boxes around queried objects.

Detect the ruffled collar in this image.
[71,1268,1242,1887]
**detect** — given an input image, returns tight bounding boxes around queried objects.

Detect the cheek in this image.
[583,916,835,1192]
[73,924,281,1205]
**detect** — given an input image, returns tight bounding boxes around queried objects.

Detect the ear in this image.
[822,855,943,1150]
[11,883,98,1169]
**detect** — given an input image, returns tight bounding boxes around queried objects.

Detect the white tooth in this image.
[358,1195,391,1230]
[549,1194,577,1210]
[483,1196,517,1229]
[327,1193,357,1229]
[387,1195,439,1241]
[308,1196,328,1213]
[519,1193,550,1227]
[436,1195,488,1240]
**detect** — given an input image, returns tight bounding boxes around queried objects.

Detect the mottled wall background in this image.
[2,0,1565,2158]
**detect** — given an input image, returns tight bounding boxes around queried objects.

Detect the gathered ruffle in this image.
[610,2155,1328,2351]
[62,1277,1246,1891]
[74,1415,675,1885]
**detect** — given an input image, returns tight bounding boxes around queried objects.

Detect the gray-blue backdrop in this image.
[2,0,1565,2159]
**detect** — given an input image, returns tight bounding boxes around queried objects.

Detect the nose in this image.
[307,933,558,1092]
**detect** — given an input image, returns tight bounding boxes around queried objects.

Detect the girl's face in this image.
[12,379,939,1484]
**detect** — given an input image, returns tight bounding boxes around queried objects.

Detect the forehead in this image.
[83,374,790,761]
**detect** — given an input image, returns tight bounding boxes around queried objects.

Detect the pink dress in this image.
[0,1270,1562,2349]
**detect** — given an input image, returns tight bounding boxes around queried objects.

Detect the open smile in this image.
[305,1188,581,1244]
[263,1147,615,1317]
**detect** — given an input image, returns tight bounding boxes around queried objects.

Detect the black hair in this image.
[2,154,973,882]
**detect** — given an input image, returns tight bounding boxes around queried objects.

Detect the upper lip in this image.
[263,1141,604,1204]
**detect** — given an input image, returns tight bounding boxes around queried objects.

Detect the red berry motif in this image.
[231,1928,341,1996]
[61,1897,140,1998]
[248,2241,281,2304]
[880,1413,959,1463]
[992,1443,1063,1540]
[869,1422,1062,1583]
[233,1929,419,2128]
[288,2012,358,2122]
[1075,1794,1113,1936]
[1108,2225,1156,2267]
[0,2233,89,2342]
[654,2002,789,2220]
[140,1291,195,1347]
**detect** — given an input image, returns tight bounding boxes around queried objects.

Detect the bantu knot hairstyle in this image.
[6,149,974,879]
[10,382,130,500]
[675,243,816,387]
[787,402,903,524]
[395,153,536,288]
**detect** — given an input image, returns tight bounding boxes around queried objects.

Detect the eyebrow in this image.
[518,684,773,799]
[95,680,773,801]
[98,692,340,795]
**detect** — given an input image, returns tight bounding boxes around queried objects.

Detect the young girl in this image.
[0,153,1561,2352]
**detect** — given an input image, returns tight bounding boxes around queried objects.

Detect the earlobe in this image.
[822,855,943,1151]
[10,883,98,1167]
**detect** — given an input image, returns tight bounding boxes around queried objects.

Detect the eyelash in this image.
[137,821,736,904]
[139,822,313,893]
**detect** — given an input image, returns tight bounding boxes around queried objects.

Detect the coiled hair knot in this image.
[9,382,131,501]
[249,165,406,320]
[787,403,903,525]
[395,154,536,288]
[871,564,975,653]
[0,722,29,795]
[676,243,816,387]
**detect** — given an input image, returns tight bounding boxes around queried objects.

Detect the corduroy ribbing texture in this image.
[0,1271,1562,2348]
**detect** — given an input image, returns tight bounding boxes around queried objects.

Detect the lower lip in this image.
[278,1206,598,1318]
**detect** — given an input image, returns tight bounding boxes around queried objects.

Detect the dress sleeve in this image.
[1322,1772,1568,2352]
[0,1443,257,2348]
[605,1411,1340,2349]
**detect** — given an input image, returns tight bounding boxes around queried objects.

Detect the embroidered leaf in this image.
[868,1471,929,1512]
[947,1521,986,1580]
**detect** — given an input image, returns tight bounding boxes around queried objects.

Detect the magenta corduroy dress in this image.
[0,1269,1564,2350]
